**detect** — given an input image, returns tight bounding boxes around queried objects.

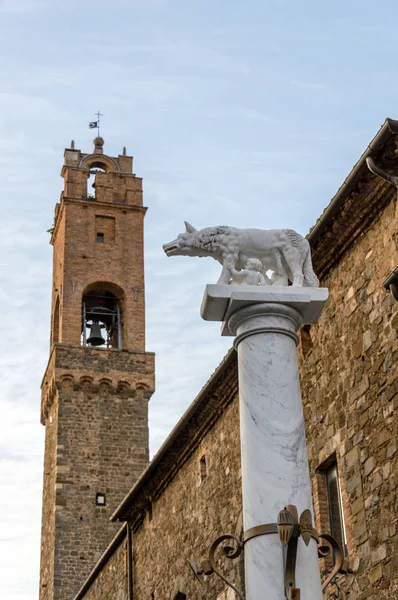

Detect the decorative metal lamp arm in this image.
[318,533,345,591]
[208,535,244,600]
[188,506,346,599]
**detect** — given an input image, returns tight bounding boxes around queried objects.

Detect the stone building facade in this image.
[40,120,397,600]
[300,121,398,598]
[39,138,155,600]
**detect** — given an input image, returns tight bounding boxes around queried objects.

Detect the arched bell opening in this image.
[81,283,124,349]
[86,166,105,200]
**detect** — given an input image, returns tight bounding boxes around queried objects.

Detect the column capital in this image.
[228,302,302,347]
[201,285,329,336]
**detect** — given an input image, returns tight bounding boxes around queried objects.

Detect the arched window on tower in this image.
[81,283,123,349]
[86,167,106,200]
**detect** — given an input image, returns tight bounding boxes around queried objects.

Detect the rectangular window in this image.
[326,463,348,558]
[96,493,106,506]
[96,232,104,243]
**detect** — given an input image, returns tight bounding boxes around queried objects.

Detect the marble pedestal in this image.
[201,285,328,600]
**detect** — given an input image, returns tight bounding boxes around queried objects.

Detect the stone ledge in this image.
[201,285,329,335]
[40,344,155,424]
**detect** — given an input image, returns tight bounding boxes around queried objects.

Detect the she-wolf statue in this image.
[163,222,319,287]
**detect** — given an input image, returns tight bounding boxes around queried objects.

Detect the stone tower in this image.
[39,138,155,600]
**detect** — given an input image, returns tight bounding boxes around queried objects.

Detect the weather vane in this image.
[89,111,103,137]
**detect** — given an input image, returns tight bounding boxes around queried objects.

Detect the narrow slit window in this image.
[200,455,207,487]
[326,463,348,558]
[96,232,104,244]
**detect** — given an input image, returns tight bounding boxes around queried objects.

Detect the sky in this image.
[1,0,398,598]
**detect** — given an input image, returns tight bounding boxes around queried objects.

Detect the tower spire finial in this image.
[95,110,103,137]
[89,110,103,138]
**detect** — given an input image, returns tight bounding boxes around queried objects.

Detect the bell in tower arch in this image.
[86,322,106,346]
[81,286,123,349]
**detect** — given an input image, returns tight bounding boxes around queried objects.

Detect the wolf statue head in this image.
[163,222,227,259]
[163,222,198,257]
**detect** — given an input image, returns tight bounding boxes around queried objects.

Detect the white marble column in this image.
[201,286,328,600]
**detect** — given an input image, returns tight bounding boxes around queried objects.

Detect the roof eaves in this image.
[308,118,398,244]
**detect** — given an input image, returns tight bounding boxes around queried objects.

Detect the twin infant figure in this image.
[229,258,288,287]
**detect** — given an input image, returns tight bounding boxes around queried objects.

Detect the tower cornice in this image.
[40,344,155,425]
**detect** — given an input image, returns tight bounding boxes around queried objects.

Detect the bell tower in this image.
[39,138,155,600]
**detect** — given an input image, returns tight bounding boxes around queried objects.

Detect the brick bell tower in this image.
[39,137,155,600]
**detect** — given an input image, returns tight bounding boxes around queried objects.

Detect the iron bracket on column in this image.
[187,505,345,599]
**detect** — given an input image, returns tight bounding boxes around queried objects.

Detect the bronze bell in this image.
[87,323,105,346]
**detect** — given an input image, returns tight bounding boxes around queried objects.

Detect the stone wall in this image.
[39,346,154,600]
[38,400,58,600]
[78,528,128,600]
[299,194,398,599]
[76,392,243,600]
[72,188,397,599]
[41,344,155,423]
[74,194,397,600]
[40,379,149,600]
[132,394,243,600]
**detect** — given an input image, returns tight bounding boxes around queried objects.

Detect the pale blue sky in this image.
[1,1,398,598]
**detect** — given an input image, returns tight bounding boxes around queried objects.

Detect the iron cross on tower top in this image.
[89,111,103,137]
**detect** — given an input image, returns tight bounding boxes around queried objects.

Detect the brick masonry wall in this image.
[299,195,398,599]
[51,206,65,346]
[51,148,147,354]
[54,199,147,351]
